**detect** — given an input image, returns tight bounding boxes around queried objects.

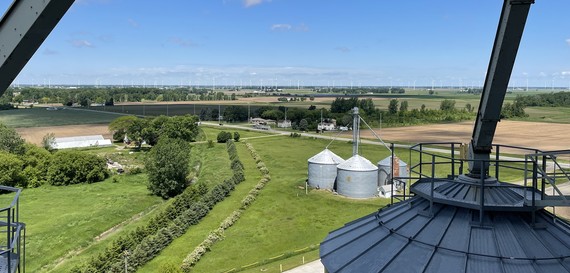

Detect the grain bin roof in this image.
[321,196,570,273]
[308,149,345,165]
[337,155,378,172]
[378,156,407,167]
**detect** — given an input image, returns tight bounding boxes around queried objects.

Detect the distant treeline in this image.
[314,87,406,94]
[515,91,570,107]
[1,87,238,106]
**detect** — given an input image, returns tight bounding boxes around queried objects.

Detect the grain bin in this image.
[307,149,345,190]
[337,155,379,198]
[377,156,408,187]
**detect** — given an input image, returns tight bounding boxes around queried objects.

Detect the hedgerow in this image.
[180,142,271,272]
[72,141,245,272]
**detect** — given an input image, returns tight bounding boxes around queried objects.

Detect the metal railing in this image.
[387,142,570,224]
[0,185,25,273]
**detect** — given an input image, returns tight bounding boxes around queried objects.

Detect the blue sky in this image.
[2,0,570,87]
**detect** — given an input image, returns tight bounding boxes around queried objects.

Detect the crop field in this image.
[0,107,120,128]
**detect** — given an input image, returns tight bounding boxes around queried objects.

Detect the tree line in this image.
[1,87,237,107]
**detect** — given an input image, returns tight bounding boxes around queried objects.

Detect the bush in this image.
[233,131,240,142]
[0,151,23,187]
[146,138,191,199]
[47,150,108,186]
[217,131,232,143]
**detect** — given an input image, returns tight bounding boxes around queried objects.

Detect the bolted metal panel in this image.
[337,155,378,198]
[308,163,339,190]
[0,0,76,95]
[377,156,408,187]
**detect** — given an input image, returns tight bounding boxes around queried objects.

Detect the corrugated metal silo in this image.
[307,149,344,190]
[337,155,378,198]
[377,156,408,186]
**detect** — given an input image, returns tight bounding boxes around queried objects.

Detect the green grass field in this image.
[0,174,163,273]
[0,107,121,128]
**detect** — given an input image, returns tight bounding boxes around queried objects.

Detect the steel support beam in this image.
[469,0,534,176]
[0,0,75,96]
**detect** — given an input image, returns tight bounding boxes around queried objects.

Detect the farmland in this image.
[0,91,569,272]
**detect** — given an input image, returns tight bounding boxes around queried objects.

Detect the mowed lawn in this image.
[139,142,261,272]
[191,136,399,272]
[50,142,231,272]
[0,174,163,273]
[0,107,120,128]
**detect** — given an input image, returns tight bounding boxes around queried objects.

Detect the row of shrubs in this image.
[180,142,271,272]
[72,141,245,272]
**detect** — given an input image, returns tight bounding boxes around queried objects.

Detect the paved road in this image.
[283,260,324,273]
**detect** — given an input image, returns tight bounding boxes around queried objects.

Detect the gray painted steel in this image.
[470,0,533,175]
[337,155,378,198]
[377,156,408,187]
[321,196,570,273]
[0,0,75,95]
[308,149,344,190]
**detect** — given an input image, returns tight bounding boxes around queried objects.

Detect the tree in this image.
[20,143,52,187]
[233,132,240,142]
[109,115,139,142]
[0,123,25,155]
[217,131,232,143]
[388,99,399,115]
[0,151,23,187]
[399,101,409,112]
[299,119,308,131]
[126,118,149,148]
[145,138,191,199]
[47,150,108,186]
[440,99,456,111]
[42,132,56,151]
[465,103,473,113]
[261,109,284,121]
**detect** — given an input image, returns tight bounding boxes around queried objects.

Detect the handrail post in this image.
[430,155,435,216]
[480,160,485,224]
[451,143,456,178]
[495,145,500,179]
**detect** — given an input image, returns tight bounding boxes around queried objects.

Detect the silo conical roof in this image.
[378,156,407,167]
[308,149,345,165]
[337,155,378,171]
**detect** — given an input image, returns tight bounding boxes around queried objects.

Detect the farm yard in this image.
[0,92,569,272]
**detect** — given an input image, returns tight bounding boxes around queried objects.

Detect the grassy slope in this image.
[0,174,163,273]
[191,136,396,272]
[139,142,260,272]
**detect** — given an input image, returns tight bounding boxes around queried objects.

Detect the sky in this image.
[1,0,570,88]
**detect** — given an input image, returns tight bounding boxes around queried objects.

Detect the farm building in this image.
[51,135,112,150]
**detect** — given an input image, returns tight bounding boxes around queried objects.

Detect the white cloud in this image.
[128,18,139,28]
[70,39,94,48]
[243,0,270,8]
[566,38,570,46]
[295,23,309,32]
[562,71,570,76]
[43,48,58,55]
[271,24,292,31]
[170,37,196,47]
[271,23,309,32]
[335,46,351,53]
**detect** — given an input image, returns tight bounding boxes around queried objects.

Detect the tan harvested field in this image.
[15,120,569,152]
[16,124,112,146]
[360,120,570,151]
